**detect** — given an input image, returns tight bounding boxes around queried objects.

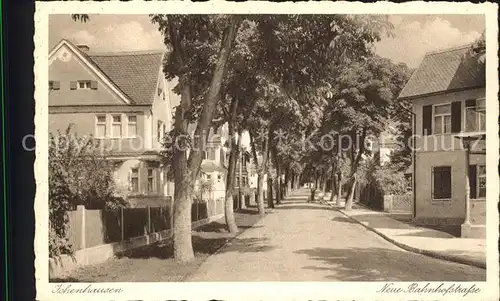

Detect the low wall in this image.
[383,193,413,213]
[49,213,224,279]
[470,199,486,225]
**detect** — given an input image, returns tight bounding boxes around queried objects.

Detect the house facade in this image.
[49,39,227,206]
[399,44,486,238]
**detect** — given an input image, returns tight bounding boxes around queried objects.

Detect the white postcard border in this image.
[34,2,499,300]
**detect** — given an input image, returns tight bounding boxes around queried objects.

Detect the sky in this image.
[49,14,485,69]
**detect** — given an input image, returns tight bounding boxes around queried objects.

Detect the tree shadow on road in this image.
[294,247,486,281]
[276,204,336,211]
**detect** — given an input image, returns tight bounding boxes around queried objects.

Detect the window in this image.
[432,166,452,200]
[236,176,240,187]
[131,168,139,193]
[78,80,92,90]
[433,104,451,134]
[465,98,486,132]
[202,150,208,160]
[127,115,137,137]
[95,115,106,138]
[470,165,486,199]
[477,165,486,198]
[111,115,122,138]
[49,80,60,90]
[147,169,155,192]
[217,174,222,181]
[157,120,164,142]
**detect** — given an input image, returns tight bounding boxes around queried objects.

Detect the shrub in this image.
[49,125,126,257]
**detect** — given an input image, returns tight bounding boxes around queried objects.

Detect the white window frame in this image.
[465,98,486,133]
[127,115,138,138]
[157,120,164,143]
[77,80,92,90]
[130,168,139,193]
[95,115,107,138]
[111,114,123,138]
[432,103,452,135]
[147,168,156,192]
[476,164,486,199]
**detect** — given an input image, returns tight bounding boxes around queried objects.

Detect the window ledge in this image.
[431,199,452,203]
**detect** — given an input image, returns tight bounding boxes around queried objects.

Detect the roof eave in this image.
[398,85,485,102]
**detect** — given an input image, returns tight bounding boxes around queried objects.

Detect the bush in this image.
[49,125,126,257]
[373,166,409,195]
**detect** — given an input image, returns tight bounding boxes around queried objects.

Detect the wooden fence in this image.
[67,198,225,251]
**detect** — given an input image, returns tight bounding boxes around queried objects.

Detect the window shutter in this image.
[466,99,476,108]
[422,105,432,135]
[90,80,98,90]
[469,165,477,199]
[52,81,60,90]
[70,81,77,90]
[451,101,462,133]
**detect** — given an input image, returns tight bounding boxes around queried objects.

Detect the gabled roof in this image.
[89,51,164,105]
[50,39,165,105]
[399,44,485,100]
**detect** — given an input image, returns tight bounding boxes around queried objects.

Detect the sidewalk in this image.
[333,201,486,269]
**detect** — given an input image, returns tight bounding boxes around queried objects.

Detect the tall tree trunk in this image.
[346,174,358,211]
[250,130,268,217]
[224,97,240,234]
[330,161,337,203]
[336,171,343,206]
[286,168,292,197]
[238,130,246,210]
[345,127,367,211]
[267,176,274,208]
[321,171,327,195]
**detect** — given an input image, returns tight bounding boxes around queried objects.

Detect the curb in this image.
[333,207,486,269]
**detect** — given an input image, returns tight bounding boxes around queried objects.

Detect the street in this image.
[188,188,485,281]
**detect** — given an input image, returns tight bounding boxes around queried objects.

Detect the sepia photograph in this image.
[34,2,498,300]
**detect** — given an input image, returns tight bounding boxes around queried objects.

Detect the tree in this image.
[321,56,411,210]
[49,125,126,257]
[152,15,241,262]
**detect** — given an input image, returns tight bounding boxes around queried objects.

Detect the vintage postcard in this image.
[34,1,499,300]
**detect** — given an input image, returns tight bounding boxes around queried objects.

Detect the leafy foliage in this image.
[49,125,126,257]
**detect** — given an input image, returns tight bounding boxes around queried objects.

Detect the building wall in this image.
[114,159,163,197]
[49,108,152,153]
[412,88,487,224]
[49,45,126,106]
[415,150,485,224]
[152,65,178,150]
[412,88,485,152]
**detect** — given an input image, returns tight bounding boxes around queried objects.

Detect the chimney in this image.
[76,44,90,53]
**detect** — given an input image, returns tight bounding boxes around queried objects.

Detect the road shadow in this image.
[332,214,417,230]
[396,229,455,238]
[294,247,485,281]
[276,204,336,211]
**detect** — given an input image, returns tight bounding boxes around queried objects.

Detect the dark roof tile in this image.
[88,51,164,105]
[399,45,485,100]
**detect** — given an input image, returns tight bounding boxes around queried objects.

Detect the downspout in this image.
[412,111,416,219]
